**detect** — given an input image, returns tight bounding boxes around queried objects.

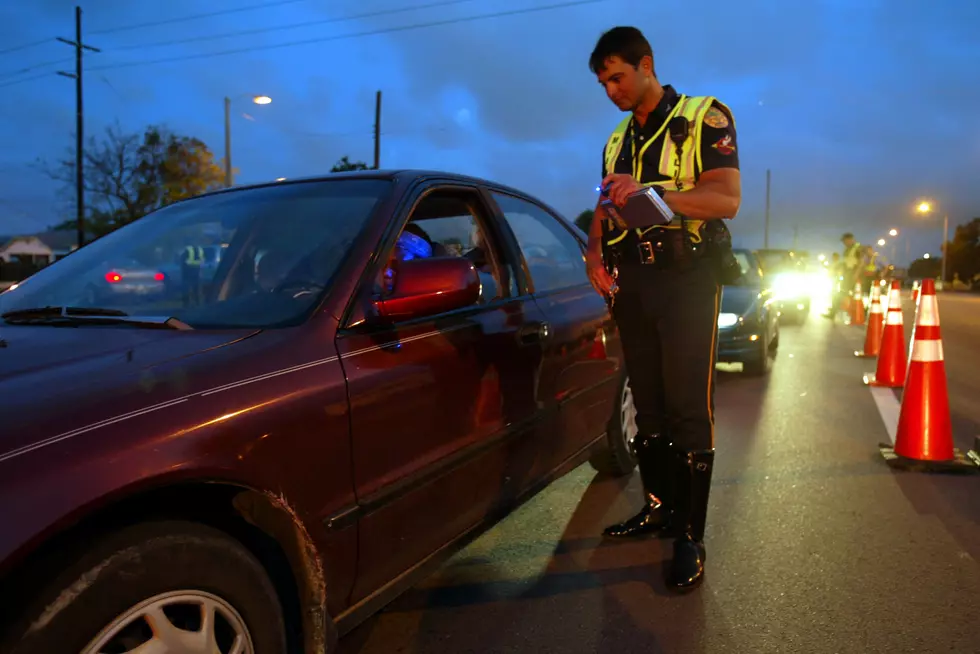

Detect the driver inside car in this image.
[254,249,295,293]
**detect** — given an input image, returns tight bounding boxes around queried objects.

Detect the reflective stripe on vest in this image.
[184,245,204,266]
[602,95,732,246]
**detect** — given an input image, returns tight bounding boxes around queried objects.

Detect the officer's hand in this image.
[601,173,642,208]
[586,251,615,297]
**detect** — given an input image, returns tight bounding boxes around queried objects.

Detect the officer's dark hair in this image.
[589,26,655,75]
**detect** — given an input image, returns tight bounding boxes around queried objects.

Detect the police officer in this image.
[180,244,205,306]
[584,26,741,592]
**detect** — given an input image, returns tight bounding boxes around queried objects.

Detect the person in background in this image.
[179,244,205,306]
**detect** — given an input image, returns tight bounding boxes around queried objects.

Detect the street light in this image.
[877,238,886,246]
[889,228,898,237]
[224,94,273,187]
[915,199,949,284]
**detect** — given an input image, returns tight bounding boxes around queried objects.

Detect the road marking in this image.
[870,386,900,444]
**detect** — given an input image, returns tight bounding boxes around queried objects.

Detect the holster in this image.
[701,220,742,285]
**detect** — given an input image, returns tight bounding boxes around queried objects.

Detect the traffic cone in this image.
[880,279,978,473]
[854,283,884,358]
[850,282,865,326]
[863,281,905,387]
[910,280,920,303]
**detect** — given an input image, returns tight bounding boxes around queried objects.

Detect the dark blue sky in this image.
[1,0,978,264]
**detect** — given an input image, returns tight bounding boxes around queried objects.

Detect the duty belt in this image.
[612,228,702,268]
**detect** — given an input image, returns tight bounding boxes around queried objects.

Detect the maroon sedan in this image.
[0,171,637,654]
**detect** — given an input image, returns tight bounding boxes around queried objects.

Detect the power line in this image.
[0,57,73,81]
[87,0,310,36]
[0,37,54,57]
[108,0,480,52]
[0,71,56,90]
[89,0,607,72]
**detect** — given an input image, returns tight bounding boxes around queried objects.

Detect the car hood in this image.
[721,285,762,315]
[0,325,259,450]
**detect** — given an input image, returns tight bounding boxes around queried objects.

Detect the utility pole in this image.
[57,6,99,250]
[940,213,949,285]
[373,90,382,170]
[792,224,799,250]
[764,168,771,249]
[223,96,233,187]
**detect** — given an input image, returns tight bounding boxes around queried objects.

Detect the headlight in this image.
[718,312,739,328]
[772,273,804,298]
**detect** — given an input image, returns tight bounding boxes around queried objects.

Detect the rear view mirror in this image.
[374,257,481,321]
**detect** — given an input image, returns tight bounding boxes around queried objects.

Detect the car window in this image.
[0,179,391,329]
[489,192,587,294]
[385,191,518,304]
[733,251,762,284]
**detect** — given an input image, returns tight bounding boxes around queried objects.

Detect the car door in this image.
[335,183,551,602]
[487,190,622,473]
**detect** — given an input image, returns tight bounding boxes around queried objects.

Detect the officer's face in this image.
[595,55,653,111]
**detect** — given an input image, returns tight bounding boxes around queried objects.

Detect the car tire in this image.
[588,372,638,477]
[742,334,773,376]
[1,520,288,654]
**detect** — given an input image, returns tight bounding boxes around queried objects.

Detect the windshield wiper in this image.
[1,306,193,330]
[1,306,128,319]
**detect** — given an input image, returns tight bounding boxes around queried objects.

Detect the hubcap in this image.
[620,379,638,454]
[82,590,254,654]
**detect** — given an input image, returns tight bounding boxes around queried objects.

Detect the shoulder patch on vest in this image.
[711,134,735,155]
[703,106,729,129]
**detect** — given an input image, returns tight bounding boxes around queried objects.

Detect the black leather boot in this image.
[667,448,714,591]
[603,433,677,538]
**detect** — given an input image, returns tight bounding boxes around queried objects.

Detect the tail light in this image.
[589,329,608,360]
[154,272,165,281]
[105,271,122,283]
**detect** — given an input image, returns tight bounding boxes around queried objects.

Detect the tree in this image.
[574,209,594,234]
[41,122,225,237]
[945,217,980,283]
[907,256,941,280]
[330,156,369,172]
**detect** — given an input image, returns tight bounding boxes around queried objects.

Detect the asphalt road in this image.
[338,300,980,654]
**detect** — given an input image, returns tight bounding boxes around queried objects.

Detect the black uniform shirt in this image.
[600,84,740,183]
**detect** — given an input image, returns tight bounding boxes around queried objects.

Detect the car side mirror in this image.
[374,257,481,322]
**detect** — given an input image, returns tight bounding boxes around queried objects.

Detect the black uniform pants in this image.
[612,260,721,453]
[181,264,202,306]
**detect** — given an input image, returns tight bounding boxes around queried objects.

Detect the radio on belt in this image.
[599,184,674,229]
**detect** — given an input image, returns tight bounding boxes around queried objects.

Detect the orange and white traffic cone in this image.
[863,281,905,387]
[850,281,865,326]
[910,280,920,303]
[854,283,884,358]
[880,279,978,472]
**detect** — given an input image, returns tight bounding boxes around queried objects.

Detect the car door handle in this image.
[518,321,550,345]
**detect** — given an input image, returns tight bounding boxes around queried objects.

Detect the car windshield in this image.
[756,250,807,274]
[0,179,392,329]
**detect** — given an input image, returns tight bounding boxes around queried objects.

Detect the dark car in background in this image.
[0,171,635,654]
[716,248,780,375]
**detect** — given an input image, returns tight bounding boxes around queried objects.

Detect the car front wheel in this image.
[588,372,638,476]
[1,521,288,654]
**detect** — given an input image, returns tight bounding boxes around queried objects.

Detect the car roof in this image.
[188,169,542,205]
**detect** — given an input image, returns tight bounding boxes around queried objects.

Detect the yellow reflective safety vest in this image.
[843,242,862,269]
[183,245,205,266]
[602,94,733,246]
